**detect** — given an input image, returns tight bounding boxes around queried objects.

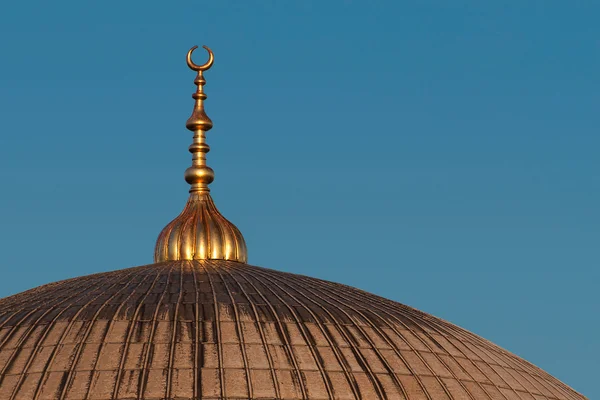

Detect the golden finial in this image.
[154,45,248,263]
[184,45,215,193]
[186,45,214,71]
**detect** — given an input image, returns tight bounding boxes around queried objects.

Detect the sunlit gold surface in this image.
[186,44,214,71]
[155,45,248,263]
[185,45,215,194]
[155,192,247,262]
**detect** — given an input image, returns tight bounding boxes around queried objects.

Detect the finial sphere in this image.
[186,45,214,71]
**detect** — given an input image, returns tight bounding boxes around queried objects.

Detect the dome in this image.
[0,45,587,399]
[0,260,586,400]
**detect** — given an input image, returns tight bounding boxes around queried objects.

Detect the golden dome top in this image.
[154,46,247,263]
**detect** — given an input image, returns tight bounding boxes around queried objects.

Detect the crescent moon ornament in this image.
[186,45,214,72]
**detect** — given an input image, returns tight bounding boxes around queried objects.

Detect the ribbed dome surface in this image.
[0,261,586,400]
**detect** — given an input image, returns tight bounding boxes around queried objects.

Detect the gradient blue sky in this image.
[1,1,598,397]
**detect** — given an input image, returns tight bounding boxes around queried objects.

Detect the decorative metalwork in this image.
[184,45,215,194]
[154,45,248,263]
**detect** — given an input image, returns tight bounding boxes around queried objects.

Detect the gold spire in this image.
[154,45,247,263]
[184,45,214,193]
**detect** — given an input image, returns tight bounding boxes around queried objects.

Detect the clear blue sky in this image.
[1,1,597,397]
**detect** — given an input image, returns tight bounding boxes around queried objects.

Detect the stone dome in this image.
[0,260,586,400]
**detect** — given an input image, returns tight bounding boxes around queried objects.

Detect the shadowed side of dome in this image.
[0,261,587,400]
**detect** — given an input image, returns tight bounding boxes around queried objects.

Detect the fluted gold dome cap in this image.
[154,45,247,263]
[155,192,247,262]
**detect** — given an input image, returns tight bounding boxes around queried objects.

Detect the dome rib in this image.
[218,264,282,399]
[165,262,186,400]
[242,265,389,399]
[227,264,309,399]
[135,262,176,400]
[285,270,498,398]
[204,260,227,397]
[212,264,260,397]
[254,267,444,399]
[304,273,546,399]
[316,277,494,400]
[307,272,575,400]
[245,267,365,399]
[56,269,152,400]
[85,269,160,400]
[233,265,337,399]
[0,268,140,400]
[279,269,529,399]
